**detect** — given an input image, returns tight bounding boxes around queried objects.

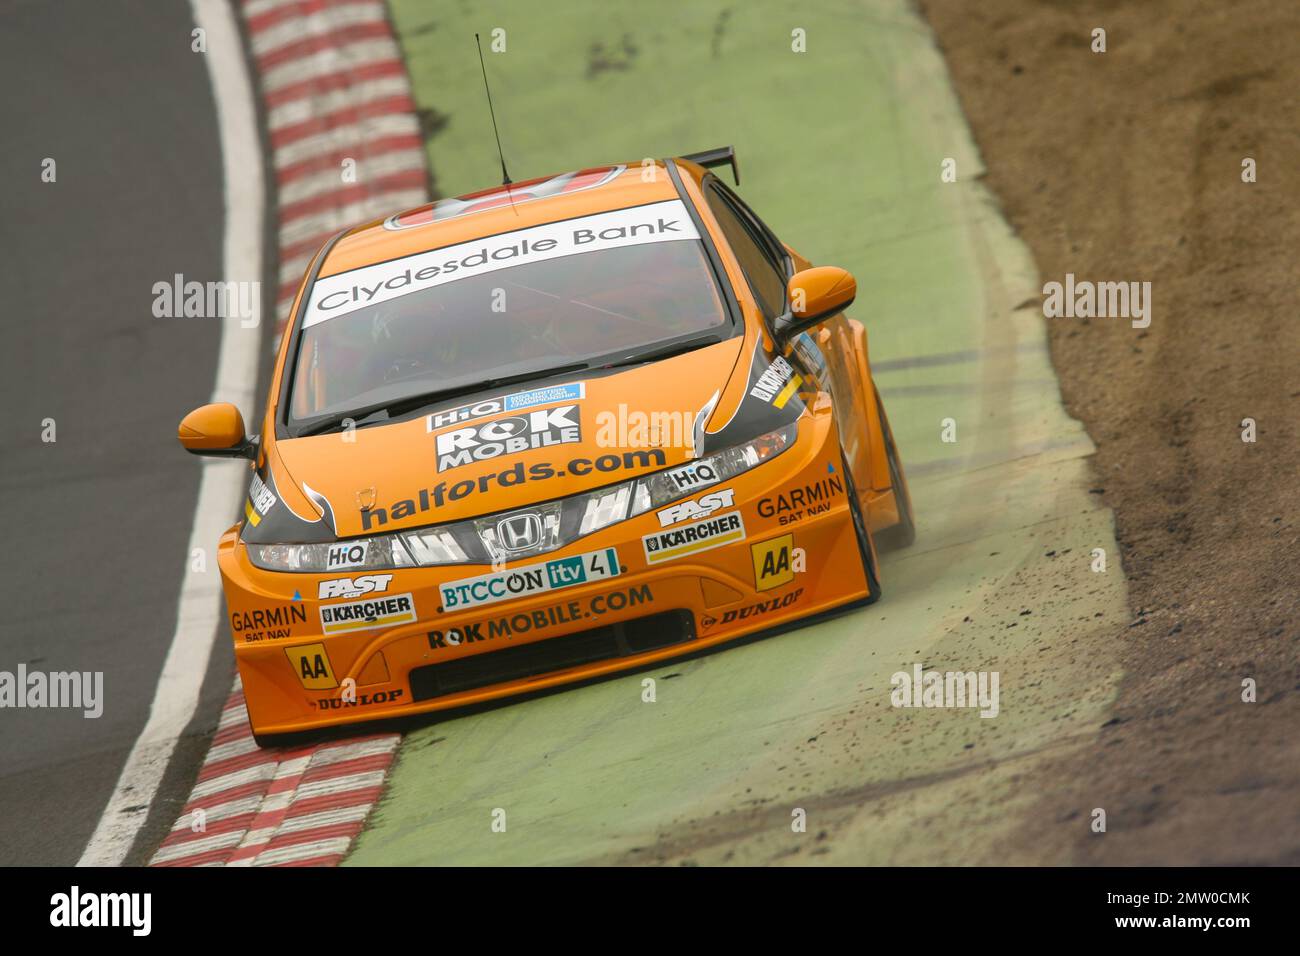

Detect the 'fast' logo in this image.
[318,574,392,600]
[657,488,736,526]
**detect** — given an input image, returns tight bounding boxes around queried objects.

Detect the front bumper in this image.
[218,412,872,735]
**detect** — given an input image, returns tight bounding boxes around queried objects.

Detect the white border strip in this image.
[77,0,265,866]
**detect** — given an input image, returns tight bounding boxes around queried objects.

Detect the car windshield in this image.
[287,202,728,429]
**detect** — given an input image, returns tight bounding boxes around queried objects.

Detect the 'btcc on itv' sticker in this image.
[429,583,653,650]
[319,593,418,636]
[642,511,746,564]
[427,381,585,432]
[440,547,621,611]
[302,200,701,327]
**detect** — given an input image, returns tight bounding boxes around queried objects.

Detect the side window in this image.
[715,181,789,272]
[705,184,788,319]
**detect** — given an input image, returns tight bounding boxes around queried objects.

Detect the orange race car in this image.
[178,148,914,745]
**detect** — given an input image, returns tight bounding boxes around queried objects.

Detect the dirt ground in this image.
[918,0,1300,863]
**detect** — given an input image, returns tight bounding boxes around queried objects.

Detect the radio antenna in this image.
[475,33,512,186]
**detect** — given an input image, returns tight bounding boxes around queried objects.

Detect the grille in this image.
[409,610,695,702]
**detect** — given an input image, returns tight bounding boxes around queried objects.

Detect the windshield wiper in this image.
[599,333,722,370]
[293,363,589,437]
[293,334,722,439]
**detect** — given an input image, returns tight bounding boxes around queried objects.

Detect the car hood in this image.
[261,335,803,539]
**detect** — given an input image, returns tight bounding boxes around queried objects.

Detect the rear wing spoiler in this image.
[678,146,740,186]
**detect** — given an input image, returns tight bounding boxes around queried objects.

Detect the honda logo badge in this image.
[496,513,542,552]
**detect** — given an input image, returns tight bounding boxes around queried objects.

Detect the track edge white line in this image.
[77,0,265,868]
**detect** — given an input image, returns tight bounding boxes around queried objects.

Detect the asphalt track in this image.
[0,1,235,865]
[345,0,1131,865]
[0,0,1134,868]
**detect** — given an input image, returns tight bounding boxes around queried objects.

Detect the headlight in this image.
[402,529,470,565]
[246,534,414,572]
[574,422,799,539]
[246,422,798,571]
[579,483,645,535]
[635,423,797,514]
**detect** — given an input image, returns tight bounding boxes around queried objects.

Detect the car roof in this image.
[316,162,686,279]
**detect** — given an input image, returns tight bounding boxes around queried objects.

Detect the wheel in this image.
[841,451,882,604]
[872,386,915,550]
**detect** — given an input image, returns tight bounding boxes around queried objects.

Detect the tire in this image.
[873,386,916,550]
[841,451,882,604]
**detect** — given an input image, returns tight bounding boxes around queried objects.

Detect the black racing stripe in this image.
[698,342,804,454]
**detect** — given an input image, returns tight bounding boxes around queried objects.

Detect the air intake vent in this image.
[410,610,694,702]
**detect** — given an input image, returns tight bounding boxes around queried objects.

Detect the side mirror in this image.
[775,266,857,345]
[178,403,257,460]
